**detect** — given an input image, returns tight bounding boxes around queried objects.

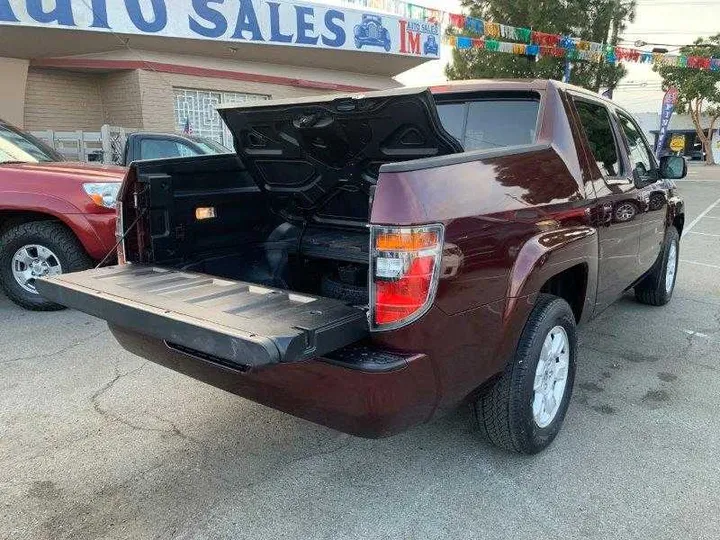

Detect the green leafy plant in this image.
[446,0,636,92]
[655,35,720,166]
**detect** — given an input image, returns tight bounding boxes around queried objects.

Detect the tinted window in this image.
[139,139,200,160]
[192,137,233,154]
[436,103,466,143]
[574,100,621,177]
[0,123,63,163]
[617,112,656,182]
[436,99,539,151]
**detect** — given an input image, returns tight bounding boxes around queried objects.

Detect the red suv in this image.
[0,119,125,310]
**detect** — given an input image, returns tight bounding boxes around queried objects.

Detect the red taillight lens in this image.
[370,225,443,330]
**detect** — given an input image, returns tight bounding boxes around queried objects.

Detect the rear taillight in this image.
[370,224,444,330]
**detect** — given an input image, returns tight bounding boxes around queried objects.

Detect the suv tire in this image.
[634,226,679,306]
[0,221,92,311]
[474,294,577,454]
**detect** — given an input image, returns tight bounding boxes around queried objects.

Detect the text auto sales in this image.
[0,0,439,55]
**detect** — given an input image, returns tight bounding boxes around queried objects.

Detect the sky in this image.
[334,0,720,113]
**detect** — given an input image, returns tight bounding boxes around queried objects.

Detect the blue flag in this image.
[655,88,679,157]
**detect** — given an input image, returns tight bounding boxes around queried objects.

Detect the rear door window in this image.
[436,97,539,151]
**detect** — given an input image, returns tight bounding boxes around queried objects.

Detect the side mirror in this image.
[659,155,687,180]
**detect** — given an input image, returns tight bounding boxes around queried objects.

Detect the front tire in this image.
[474,294,577,454]
[635,227,679,306]
[0,221,92,311]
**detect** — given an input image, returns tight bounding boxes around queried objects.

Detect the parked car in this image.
[354,14,391,51]
[687,141,706,161]
[0,122,231,310]
[424,34,439,56]
[38,80,686,454]
[120,132,232,165]
[0,119,125,310]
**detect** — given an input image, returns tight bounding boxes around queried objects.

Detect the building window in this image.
[173,88,269,147]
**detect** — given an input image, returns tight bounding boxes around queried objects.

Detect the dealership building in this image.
[0,0,439,147]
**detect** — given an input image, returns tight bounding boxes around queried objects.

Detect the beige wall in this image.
[0,58,29,127]
[98,70,143,129]
[77,49,400,91]
[137,70,334,132]
[20,55,393,134]
[24,68,104,131]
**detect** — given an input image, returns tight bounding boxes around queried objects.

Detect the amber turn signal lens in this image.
[195,207,216,220]
[89,193,105,207]
[375,230,439,251]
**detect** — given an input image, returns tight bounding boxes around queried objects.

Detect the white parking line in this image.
[683,196,720,238]
[683,329,710,339]
[688,231,720,237]
[681,260,720,269]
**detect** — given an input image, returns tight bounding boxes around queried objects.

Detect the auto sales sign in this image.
[0,0,440,58]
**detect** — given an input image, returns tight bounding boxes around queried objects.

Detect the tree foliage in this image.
[446,0,636,92]
[655,34,720,165]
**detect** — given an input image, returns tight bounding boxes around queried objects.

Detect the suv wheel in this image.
[474,294,577,454]
[0,221,92,311]
[635,226,679,306]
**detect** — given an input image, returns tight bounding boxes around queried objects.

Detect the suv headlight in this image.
[83,183,121,208]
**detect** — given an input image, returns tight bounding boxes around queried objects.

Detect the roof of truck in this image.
[217,79,620,115]
[216,79,565,112]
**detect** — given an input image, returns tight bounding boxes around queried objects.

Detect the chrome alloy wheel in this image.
[665,240,678,294]
[615,203,636,222]
[11,244,63,294]
[532,325,570,428]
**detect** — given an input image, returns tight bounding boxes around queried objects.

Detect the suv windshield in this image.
[0,123,63,164]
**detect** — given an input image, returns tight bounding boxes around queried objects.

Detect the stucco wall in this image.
[99,70,143,129]
[24,68,104,131]
[137,70,334,132]
[0,57,29,127]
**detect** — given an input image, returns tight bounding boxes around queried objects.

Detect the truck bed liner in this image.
[36,264,369,370]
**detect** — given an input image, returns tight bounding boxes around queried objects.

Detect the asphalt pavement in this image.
[2,175,720,540]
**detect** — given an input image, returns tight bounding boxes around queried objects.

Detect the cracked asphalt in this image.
[2,176,720,540]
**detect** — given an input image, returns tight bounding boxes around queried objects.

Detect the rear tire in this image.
[0,221,92,311]
[474,294,577,454]
[635,227,679,306]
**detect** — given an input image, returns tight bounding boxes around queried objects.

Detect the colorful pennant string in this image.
[336,0,718,71]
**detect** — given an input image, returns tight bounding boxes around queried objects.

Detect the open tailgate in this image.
[36,265,368,370]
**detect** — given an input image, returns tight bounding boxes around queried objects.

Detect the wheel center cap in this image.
[31,260,48,275]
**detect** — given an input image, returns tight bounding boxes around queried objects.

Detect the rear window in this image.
[436,95,540,151]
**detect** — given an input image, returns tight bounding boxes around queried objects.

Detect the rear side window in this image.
[573,100,622,177]
[436,98,539,151]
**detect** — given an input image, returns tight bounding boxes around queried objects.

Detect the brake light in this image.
[370,225,443,330]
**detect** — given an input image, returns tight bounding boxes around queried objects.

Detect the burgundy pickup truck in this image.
[38,80,685,453]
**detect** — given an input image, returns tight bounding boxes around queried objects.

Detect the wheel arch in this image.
[504,226,598,321]
[489,227,598,385]
[0,209,66,233]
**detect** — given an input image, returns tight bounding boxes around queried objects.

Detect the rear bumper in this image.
[110,325,439,438]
